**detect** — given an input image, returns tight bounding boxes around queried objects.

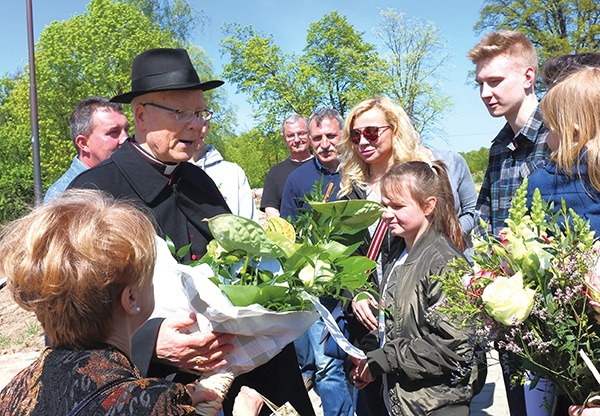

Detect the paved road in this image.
[471,349,510,416]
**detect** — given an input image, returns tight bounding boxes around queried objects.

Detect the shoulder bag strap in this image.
[366,219,388,261]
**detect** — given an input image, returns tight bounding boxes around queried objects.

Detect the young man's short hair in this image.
[468,30,538,72]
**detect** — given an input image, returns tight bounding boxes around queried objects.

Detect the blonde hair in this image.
[467,30,538,72]
[337,97,428,197]
[380,161,466,251]
[0,189,157,349]
[540,67,600,192]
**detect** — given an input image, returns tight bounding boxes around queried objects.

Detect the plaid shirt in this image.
[476,107,550,237]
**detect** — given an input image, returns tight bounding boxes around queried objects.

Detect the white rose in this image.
[298,263,316,287]
[481,271,535,326]
[298,260,333,287]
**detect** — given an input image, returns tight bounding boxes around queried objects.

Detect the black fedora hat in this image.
[111,48,224,103]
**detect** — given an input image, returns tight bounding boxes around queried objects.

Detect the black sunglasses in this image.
[349,125,391,144]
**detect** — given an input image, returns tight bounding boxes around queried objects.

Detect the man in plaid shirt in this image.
[468,31,550,238]
[476,108,549,236]
[468,31,551,415]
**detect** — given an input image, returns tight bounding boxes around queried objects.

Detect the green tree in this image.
[460,147,490,174]
[221,23,315,129]
[219,23,320,187]
[302,11,388,116]
[0,0,222,222]
[219,11,454,183]
[124,0,205,43]
[221,12,388,122]
[0,76,35,223]
[216,127,289,189]
[219,12,390,187]
[460,147,489,187]
[0,71,20,125]
[374,9,453,139]
[475,0,600,61]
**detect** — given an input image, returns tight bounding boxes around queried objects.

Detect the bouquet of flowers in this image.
[199,199,381,311]
[157,198,382,415]
[435,180,600,406]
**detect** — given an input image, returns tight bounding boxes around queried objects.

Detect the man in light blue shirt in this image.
[43,96,130,203]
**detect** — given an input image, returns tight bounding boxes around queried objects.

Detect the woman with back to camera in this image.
[0,189,262,416]
[525,67,600,416]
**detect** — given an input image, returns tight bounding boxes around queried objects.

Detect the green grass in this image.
[25,321,40,337]
[0,333,11,348]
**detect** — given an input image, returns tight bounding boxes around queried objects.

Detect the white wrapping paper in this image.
[151,236,319,376]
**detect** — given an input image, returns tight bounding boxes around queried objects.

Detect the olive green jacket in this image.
[364,227,481,415]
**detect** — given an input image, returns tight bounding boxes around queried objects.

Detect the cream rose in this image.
[481,271,535,326]
[298,260,334,287]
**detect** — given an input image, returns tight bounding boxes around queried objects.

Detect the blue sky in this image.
[1,0,505,152]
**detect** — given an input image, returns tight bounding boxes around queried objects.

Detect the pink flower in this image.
[461,273,473,288]
[474,269,496,279]
[500,260,514,275]
[498,229,509,244]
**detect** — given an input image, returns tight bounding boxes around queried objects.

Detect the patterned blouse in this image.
[0,345,196,415]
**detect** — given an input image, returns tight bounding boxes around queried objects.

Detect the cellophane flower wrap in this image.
[435,179,600,405]
[154,198,381,415]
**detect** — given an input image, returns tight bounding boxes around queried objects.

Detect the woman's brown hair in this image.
[0,189,157,349]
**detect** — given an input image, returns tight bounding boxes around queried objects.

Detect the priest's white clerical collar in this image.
[130,139,179,175]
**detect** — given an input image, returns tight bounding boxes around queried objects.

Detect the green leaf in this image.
[219,284,289,307]
[176,244,191,260]
[205,214,285,258]
[165,235,176,255]
[283,244,323,271]
[354,292,372,302]
[266,230,299,257]
[338,256,377,276]
[309,200,384,232]
[316,240,352,260]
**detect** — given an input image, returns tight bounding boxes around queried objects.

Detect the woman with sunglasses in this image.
[336,96,477,416]
[336,97,428,416]
[338,96,429,326]
[338,96,476,317]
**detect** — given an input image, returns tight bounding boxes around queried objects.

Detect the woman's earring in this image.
[135,306,141,314]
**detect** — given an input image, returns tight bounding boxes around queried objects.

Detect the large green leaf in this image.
[219,284,289,307]
[317,240,353,260]
[283,244,323,271]
[205,214,285,258]
[338,256,376,277]
[266,230,299,258]
[309,200,384,234]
